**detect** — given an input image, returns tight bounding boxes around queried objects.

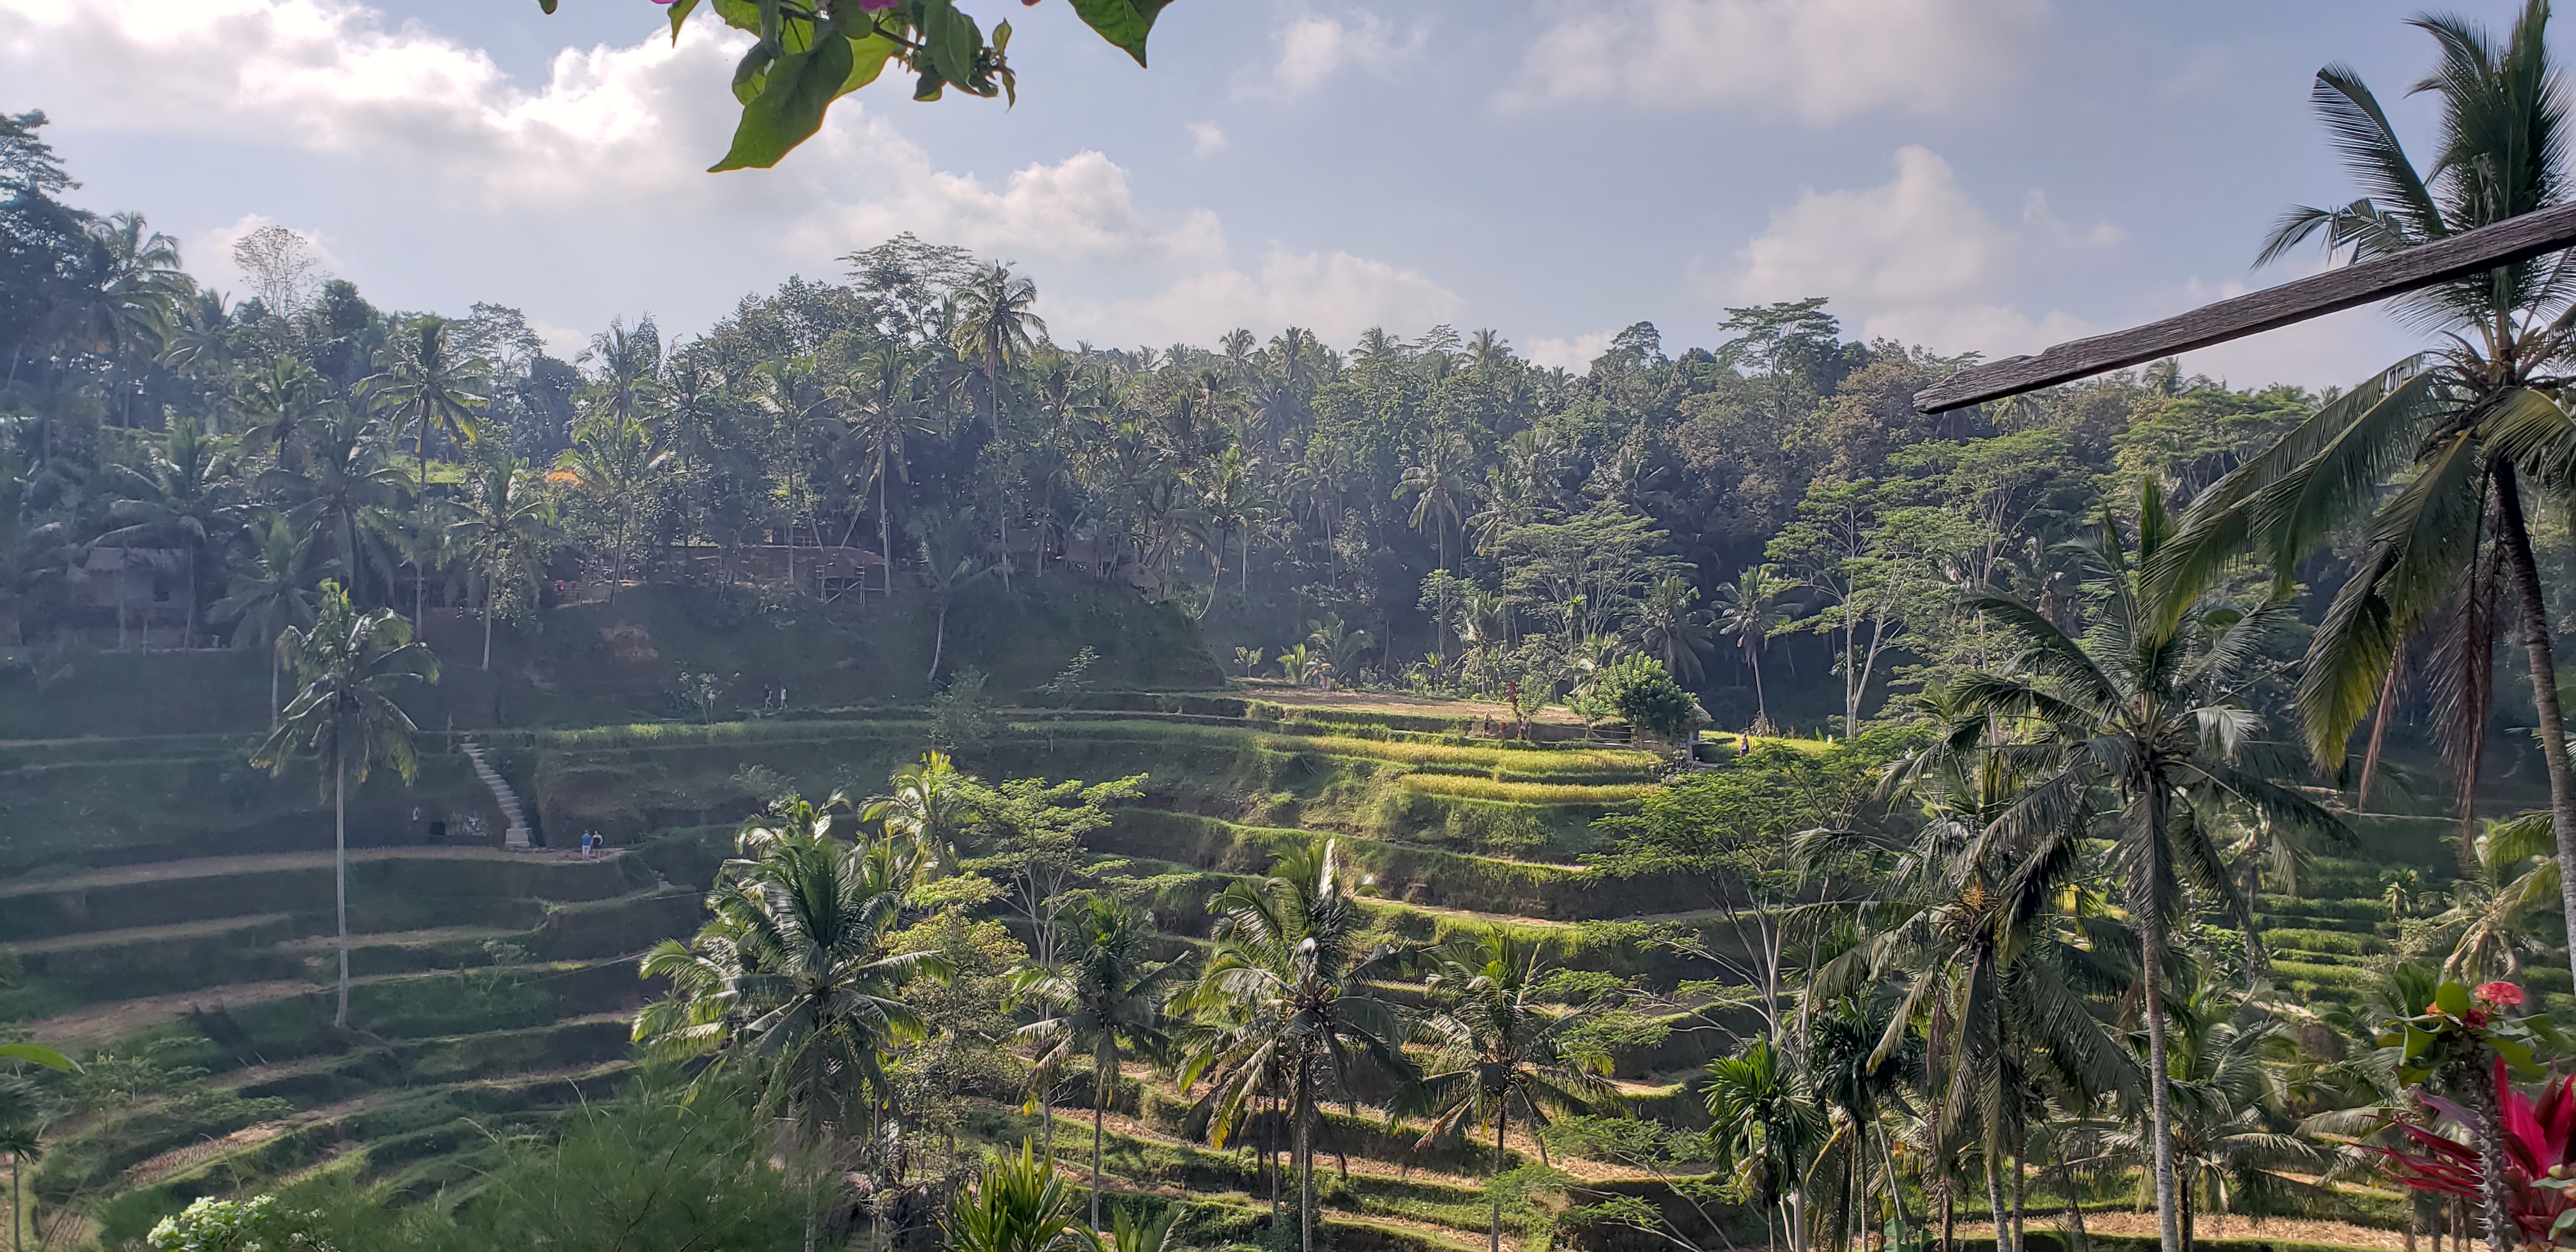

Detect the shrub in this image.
[1595,657,1703,744]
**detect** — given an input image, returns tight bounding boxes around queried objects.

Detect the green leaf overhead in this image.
[1067,0,1175,66]
[710,25,859,172]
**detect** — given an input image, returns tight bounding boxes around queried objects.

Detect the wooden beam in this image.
[1911,200,2576,413]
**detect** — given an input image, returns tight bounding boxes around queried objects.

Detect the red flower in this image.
[2480,982,2529,1008]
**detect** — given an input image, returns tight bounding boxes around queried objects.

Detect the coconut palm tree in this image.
[49,211,187,425]
[251,581,438,1028]
[447,452,553,670]
[834,342,935,595]
[868,751,979,872]
[233,354,333,473]
[1018,896,1182,1230]
[93,414,241,646]
[952,263,1046,435]
[2160,0,2576,996]
[1400,934,1618,1252]
[1395,431,1476,572]
[2418,812,2564,982]
[551,412,668,603]
[263,404,408,607]
[914,512,999,682]
[633,795,938,1146]
[1711,565,1788,734]
[211,515,329,720]
[1179,841,1414,1252]
[1952,485,2343,1252]
[367,315,489,624]
[1636,573,1714,685]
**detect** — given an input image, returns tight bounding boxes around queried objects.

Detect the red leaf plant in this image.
[2375,1058,2576,1248]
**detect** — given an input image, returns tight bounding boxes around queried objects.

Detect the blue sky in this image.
[0,0,2494,383]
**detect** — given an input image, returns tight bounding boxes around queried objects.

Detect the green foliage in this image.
[1591,655,1701,743]
[931,667,1005,751]
[148,1195,334,1252]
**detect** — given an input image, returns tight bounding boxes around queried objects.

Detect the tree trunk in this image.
[1299,1089,1315,1252]
[334,747,350,1030]
[928,601,948,683]
[2492,467,2576,997]
[1491,1104,1508,1252]
[2462,1057,2515,1252]
[2142,894,2181,1252]
[1988,1152,2011,1252]
[1092,1098,1105,1232]
[13,1151,21,1252]
[2011,1144,2027,1252]
[482,575,496,671]
[2063,1161,2090,1252]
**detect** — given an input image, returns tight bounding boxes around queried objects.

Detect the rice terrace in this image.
[4,5,2576,1252]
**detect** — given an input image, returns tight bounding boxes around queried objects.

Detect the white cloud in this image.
[1524,330,1616,372]
[1187,121,1228,156]
[1713,146,2114,359]
[0,0,1459,349]
[1510,0,2046,121]
[1045,244,1462,347]
[1238,8,1425,102]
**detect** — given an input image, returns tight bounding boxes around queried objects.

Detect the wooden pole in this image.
[1912,201,2576,413]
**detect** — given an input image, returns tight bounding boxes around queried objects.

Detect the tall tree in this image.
[2163,0,2576,998]
[1400,935,1618,1252]
[1018,896,1181,1230]
[367,315,490,624]
[1954,487,2342,1252]
[952,263,1045,436]
[251,581,438,1028]
[1181,841,1414,1252]
[1711,565,1788,733]
[447,452,552,670]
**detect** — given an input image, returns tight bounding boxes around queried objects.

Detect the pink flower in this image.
[2479,981,2529,1008]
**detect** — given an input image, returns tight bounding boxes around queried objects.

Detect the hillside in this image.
[0,585,2469,1252]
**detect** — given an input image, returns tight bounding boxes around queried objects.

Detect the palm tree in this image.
[447,453,553,670]
[263,404,408,607]
[2160,0,2576,993]
[49,211,187,425]
[233,354,332,473]
[0,1028,70,1252]
[93,414,241,646]
[952,263,1046,434]
[1703,1036,1823,1252]
[211,515,328,719]
[1710,565,1788,734]
[866,751,979,873]
[834,342,934,595]
[1826,706,2136,1252]
[2418,812,2563,982]
[1400,934,1618,1252]
[915,512,999,682]
[1180,841,1414,1252]
[1636,573,1713,685]
[1018,896,1182,1230]
[633,795,937,1147]
[1952,485,2343,1252]
[551,412,669,603]
[1395,431,1475,572]
[251,581,439,1028]
[367,315,490,624]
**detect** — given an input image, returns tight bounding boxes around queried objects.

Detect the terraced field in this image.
[0,688,2463,1251]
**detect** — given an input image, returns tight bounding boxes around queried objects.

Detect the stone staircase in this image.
[460,737,533,850]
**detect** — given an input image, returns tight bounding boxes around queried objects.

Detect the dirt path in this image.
[29,980,320,1044]
[2067,1210,2402,1250]
[0,846,613,896]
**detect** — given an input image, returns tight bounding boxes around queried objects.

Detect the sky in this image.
[0,0,2502,385]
